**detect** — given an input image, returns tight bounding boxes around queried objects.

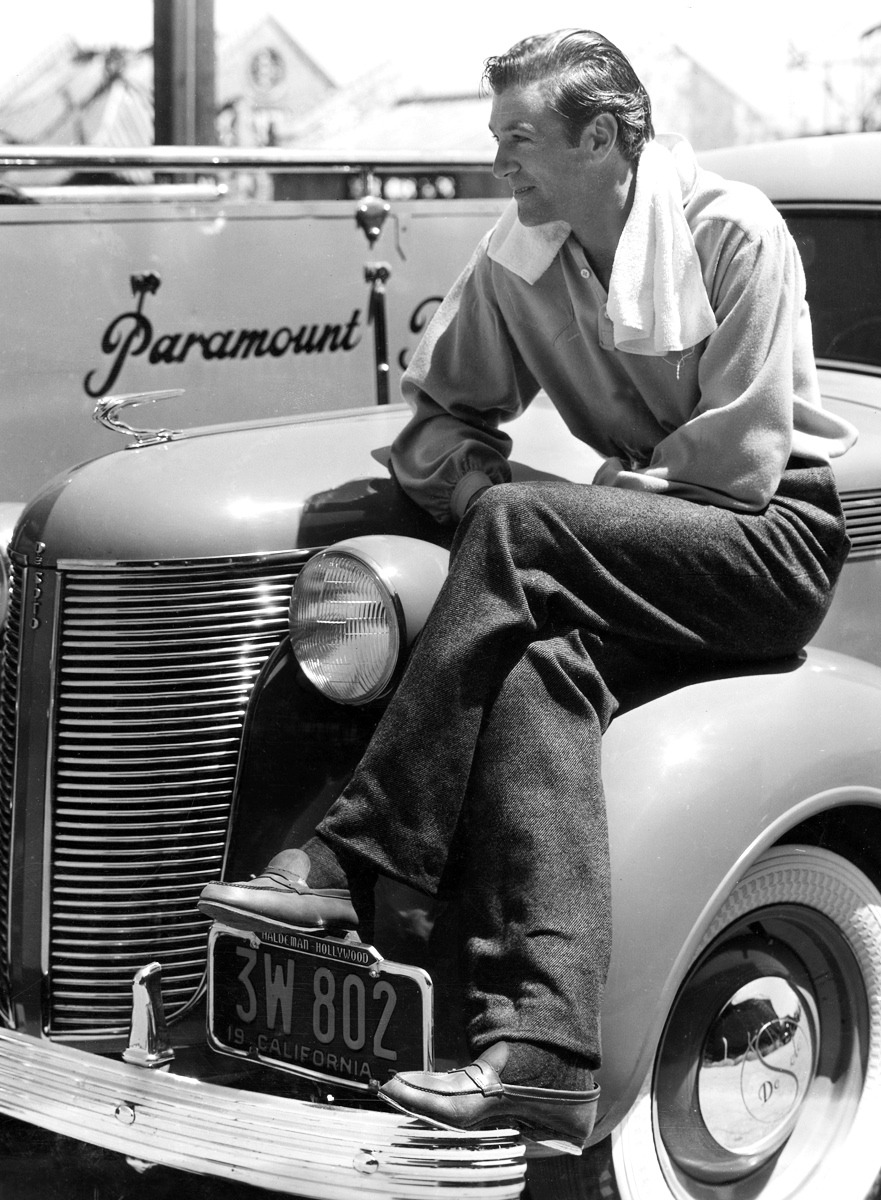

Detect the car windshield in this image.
[782,208,881,370]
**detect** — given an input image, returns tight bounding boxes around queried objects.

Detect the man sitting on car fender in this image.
[199,28,857,1153]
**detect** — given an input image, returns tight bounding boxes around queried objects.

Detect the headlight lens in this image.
[290,549,402,704]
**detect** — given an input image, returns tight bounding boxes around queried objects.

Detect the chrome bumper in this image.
[0,1028,526,1197]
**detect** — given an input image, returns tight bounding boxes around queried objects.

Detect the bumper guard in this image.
[0,1028,526,1197]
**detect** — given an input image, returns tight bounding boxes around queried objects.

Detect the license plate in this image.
[207,925,434,1091]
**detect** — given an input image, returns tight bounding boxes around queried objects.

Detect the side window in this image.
[782,208,881,369]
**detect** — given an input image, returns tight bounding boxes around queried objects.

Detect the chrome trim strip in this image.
[53,548,316,571]
[0,144,495,173]
[779,202,881,213]
[40,573,64,1024]
[0,561,22,1022]
[57,685,260,703]
[0,1028,525,1197]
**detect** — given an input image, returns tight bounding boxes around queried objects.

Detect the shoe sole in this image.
[197,898,356,936]
[378,1090,591,1156]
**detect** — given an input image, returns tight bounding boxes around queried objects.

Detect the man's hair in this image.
[482,29,654,162]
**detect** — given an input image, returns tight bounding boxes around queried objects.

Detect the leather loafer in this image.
[197,849,359,933]
[379,1042,599,1154]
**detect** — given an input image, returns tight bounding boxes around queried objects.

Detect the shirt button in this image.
[581,267,591,278]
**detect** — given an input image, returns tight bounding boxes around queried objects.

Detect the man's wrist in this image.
[466,485,491,510]
[451,471,494,520]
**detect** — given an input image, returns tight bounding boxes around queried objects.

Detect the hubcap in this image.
[655,927,825,1185]
[698,977,817,1156]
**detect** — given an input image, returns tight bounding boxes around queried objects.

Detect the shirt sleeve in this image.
[594,213,820,511]
[390,236,540,522]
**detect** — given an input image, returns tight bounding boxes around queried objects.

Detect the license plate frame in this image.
[207,924,434,1091]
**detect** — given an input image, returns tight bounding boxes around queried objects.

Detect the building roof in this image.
[285,65,492,153]
[0,36,153,149]
[284,41,777,157]
[0,15,337,159]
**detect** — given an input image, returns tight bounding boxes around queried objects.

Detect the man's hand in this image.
[592,457,625,487]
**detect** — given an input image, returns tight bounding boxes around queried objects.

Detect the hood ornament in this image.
[93,389,185,446]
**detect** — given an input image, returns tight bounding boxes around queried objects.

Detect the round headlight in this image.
[290,548,403,705]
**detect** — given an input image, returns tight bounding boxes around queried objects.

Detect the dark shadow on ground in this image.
[0,1114,286,1199]
[0,1113,878,1199]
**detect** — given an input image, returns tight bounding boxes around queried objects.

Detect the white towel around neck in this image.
[606,140,717,355]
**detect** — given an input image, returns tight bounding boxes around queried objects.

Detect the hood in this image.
[13,378,873,568]
[12,397,602,565]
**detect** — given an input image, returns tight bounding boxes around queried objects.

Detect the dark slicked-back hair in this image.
[482,29,654,162]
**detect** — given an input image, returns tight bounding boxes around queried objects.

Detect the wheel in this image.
[604,845,881,1199]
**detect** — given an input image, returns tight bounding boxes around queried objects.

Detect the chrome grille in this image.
[841,490,881,559]
[0,562,22,1021]
[49,556,308,1036]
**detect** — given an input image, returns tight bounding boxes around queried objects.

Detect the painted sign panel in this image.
[0,197,505,502]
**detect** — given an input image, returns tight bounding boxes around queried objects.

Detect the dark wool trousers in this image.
[317,461,849,1068]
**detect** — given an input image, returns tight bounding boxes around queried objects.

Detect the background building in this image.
[215,13,335,147]
[0,13,778,161]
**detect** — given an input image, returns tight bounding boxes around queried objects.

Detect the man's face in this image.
[489,82,589,228]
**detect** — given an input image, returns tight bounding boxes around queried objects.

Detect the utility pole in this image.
[859,23,881,131]
[153,0,216,145]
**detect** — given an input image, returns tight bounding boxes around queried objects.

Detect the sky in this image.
[2,1,881,132]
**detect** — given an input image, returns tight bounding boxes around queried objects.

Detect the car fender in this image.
[594,647,881,1136]
[309,536,881,1137]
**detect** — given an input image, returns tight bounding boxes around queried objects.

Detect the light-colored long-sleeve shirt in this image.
[390,139,857,523]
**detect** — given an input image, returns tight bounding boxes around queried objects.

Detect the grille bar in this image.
[841,490,881,559]
[0,562,22,1021]
[48,556,307,1036]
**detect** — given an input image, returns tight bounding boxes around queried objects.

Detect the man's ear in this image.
[579,113,618,160]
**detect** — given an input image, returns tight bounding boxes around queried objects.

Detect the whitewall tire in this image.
[608,845,881,1200]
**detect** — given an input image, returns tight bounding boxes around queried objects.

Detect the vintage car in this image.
[1,132,881,1200]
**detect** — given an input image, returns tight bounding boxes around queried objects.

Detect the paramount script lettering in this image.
[397,295,442,371]
[84,272,363,398]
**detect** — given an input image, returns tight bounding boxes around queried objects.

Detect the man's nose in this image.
[492,145,515,180]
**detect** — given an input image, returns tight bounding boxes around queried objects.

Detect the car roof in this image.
[699,132,881,203]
